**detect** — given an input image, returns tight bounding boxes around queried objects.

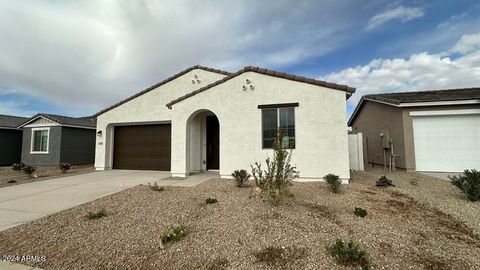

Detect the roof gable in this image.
[19,113,96,129]
[94,65,231,117]
[166,66,356,108]
[23,117,60,127]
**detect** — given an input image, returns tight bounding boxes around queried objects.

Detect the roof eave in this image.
[167,66,356,108]
[94,65,231,117]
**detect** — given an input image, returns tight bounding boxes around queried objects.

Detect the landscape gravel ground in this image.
[0,170,478,270]
[0,165,94,188]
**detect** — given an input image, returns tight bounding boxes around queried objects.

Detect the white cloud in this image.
[0,100,37,117]
[0,0,370,114]
[366,5,424,30]
[450,33,480,54]
[0,88,17,96]
[323,33,480,105]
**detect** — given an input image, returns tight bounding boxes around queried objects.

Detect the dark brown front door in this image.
[113,124,171,170]
[206,116,219,170]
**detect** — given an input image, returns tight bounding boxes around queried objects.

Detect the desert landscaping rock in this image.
[0,171,479,269]
[0,165,94,188]
[356,169,480,236]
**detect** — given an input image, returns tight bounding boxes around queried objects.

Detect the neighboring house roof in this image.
[18,113,96,129]
[363,87,480,105]
[166,66,356,108]
[94,65,231,117]
[348,87,480,126]
[0,114,29,129]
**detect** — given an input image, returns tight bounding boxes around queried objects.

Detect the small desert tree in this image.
[251,129,299,205]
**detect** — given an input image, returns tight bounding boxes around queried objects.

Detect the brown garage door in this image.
[113,124,171,170]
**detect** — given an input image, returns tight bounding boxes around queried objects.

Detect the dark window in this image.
[32,129,49,152]
[262,107,295,148]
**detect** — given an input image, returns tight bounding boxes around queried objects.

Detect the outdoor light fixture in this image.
[250,85,255,90]
[242,85,247,91]
[194,74,198,78]
[97,130,102,137]
[246,79,251,84]
[192,80,196,84]
[196,79,201,83]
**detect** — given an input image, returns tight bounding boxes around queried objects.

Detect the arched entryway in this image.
[186,109,220,174]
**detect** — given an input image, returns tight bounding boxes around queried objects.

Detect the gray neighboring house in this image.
[0,114,29,166]
[348,87,480,172]
[18,113,96,166]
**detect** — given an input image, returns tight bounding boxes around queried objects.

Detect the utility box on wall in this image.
[380,129,391,149]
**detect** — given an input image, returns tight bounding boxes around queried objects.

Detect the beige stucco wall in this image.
[351,101,479,171]
[170,72,351,181]
[94,69,228,170]
[350,101,406,169]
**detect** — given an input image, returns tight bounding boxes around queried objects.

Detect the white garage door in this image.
[412,111,480,172]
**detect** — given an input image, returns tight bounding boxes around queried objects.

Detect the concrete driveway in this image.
[0,170,215,231]
[419,172,461,181]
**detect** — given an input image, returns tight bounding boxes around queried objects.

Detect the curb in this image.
[0,261,43,270]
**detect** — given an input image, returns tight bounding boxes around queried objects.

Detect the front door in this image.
[206,116,219,170]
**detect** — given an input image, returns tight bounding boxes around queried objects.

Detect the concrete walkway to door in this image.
[0,170,217,232]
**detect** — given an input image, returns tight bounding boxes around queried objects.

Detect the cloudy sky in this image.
[1,0,479,117]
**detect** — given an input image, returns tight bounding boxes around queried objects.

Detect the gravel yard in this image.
[0,171,479,270]
[0,165,94,188]
[356,168,480,236]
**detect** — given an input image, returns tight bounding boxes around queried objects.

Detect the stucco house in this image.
[348,88,480,172]
[18,113,96,166]
[94,65,355,181]
[0,114,29,166]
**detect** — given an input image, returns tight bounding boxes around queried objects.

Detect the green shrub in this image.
[206,197,218,204]
[449,169,480,202]
[328,239,370,270]
[354,207,368,217]
[409,178,418,186]
[160,225,186,245]
[251,130,299,205]
[86,209,107,220]
[23,165,36,177]
[149,182,165,192]
[325,174,342,193]
[59,163,71,173]
[12,162,25,172]
[232,169,250,187]
[376,175,394,187]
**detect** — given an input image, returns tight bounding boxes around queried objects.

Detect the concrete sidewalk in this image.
[0,170,216,232]
[0,261,43,270]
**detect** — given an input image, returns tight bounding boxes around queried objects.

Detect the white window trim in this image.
[30,127,50,154]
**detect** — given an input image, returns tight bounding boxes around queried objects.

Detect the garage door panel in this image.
[413,114,480,172]
[113,124,171,171]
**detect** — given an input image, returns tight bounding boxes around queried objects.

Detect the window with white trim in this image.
[31,128,49,153]
[261,106,295,149]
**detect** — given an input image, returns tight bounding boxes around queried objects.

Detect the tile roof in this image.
[363,87,480,105]
[166,66,356,108]
[94,65,231,117]
[21,113,96,128]
[0,114,29,129]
